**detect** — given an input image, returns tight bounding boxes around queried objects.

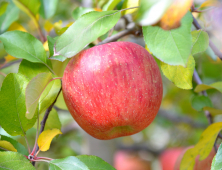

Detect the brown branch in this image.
[0,59,22,70]
[192,16,222,60]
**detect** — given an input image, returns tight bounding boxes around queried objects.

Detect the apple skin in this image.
[174,147,216,170]
[62,41,163,140]
[160,148,184,170]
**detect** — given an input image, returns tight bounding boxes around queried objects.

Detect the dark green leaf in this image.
[0,135,29,156]
[0,73,37,136]
[0,151,35,170]
[72,7,94,20]
[143,12,193,66]
[77,155,116,170]
[0,2,19,33]
[0,31,53,72]
[49,156,89,170]
[54,10,121,59]
[191,95,213,111]
[39,0,58,19]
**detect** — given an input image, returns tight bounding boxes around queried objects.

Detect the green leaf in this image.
[37,108,62,130]
[206,46,217,61]
[0,1,8,16]
[191,30,209,55]
[102,0,122,11]
[72,7,94,20]
[39,0,58,19]
[136,0,173,26]
[0,31,53,72]
[191,95,213,111]
[51,59,70,77]
[0,135,29,155]
[0,2,19,33]
[25,73,53,118]
[18,59,50,80]
[0,151,35,170]
[211,144,222,170]
[54,92,68,110]
[161,55,195,89]
[194,82,222,93]
[54,10,121,59]
[49,156,90,170]
[77,155,116,170]
[47,35,66,62]
[0,73,37,136]
[143,12,193,66]
[180,122,222,170]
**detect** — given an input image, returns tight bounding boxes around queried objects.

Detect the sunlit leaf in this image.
[194,82,222,93]
[0,140,17,152]
[43,41,49,51]
[136,0,173,26]
[0,152,35,170]
[0,2,19,33]
[38,129,62,151]
[161,55,195,89]
[191,30,209,55]
[143,12,193,66]
[39,0,58,19]
[180,122,222,170]
[121,0,139,15]
[160,0,193,30]
[211,144,222,170]
[7,22,27,32]
[0,73,37,136]
[54,10,121,59]
[72,7,94,20]
[49,156,89,170]
[103,0,122,11]
[0,1,8,16]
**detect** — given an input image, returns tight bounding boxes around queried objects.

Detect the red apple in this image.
[160,148,184,170]
[62,41,163,140]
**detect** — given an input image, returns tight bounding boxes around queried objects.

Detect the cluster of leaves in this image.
[0,0,222,170]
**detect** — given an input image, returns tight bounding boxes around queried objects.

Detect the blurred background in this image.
[0,0,222,169]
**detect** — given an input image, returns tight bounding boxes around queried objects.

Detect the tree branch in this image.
[192,16,222,60]
[0,59,22,70]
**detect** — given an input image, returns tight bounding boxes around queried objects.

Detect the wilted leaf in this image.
[0,140,17,152]
[122,0,139,15]
[0,73,37,136]
[160,0,193,30]
[136,0,173,26]
[103,0,122,11]
[0,31,53,72]
[0,1,8,16]
[0,152,35,170]
[161,55,195,89]
[143,12,193,66]
[39,0,58,19]
[211,144,222,170]
[180,122,222,170]
[77,155,116,170]
[191,30,209,55]
[191,95,213,111]
[49,156,89,170]
[0,135,29,155]
[194,82,222,93]
[25,73,53,118]
[38,129,62,151]
[72,7,94,20]
[0,2,19,33]
[54,10,121,59]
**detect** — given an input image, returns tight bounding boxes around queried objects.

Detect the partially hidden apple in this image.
[62,41,163,140]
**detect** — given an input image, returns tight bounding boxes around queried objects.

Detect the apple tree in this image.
[0,0,222,170]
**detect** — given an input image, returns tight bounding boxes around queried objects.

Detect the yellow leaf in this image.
[44,20,54,32]
[4,54,17,62]
[37,129,62,151]
[66,22,74,27]
[180,122,222,170]
[0,140,17,152]
[194,82,222,93]
[199,0,219,9]
[203,107,222,116]
[145,45,152,54]
[122,0,139,15]
[160,0,193,30]
[7,22,27,32]
[94,8,102,12]
[43,41,49,51]
[161,55,195,89]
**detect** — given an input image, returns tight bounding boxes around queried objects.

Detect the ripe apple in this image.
[62,41,163,140]
[160,148,184,170]
[174,147,216,170]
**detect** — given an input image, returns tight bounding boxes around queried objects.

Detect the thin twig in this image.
[192,16,222,60]
[0,59,22,70]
